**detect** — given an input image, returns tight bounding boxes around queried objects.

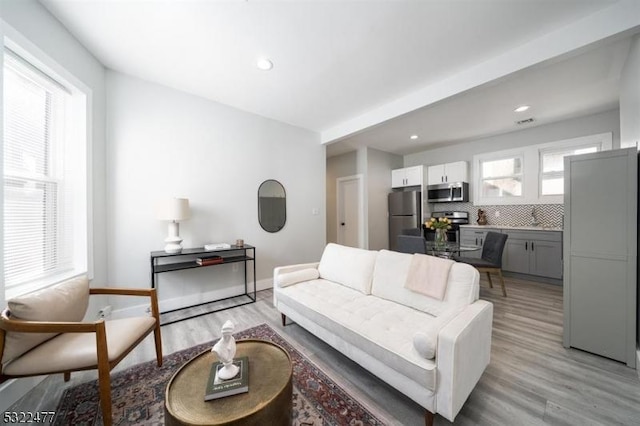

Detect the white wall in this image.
[325,148,401,248]
[0,0,106,411]
[326,151,357,243]
[106,71,325,312]
[405,109,621,181]
[367,148,402,250]
[620,34,640,149]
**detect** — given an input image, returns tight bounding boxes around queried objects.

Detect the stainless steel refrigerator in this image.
[388,191,421,251]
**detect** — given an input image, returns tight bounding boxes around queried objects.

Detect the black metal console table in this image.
[150,245,256,325]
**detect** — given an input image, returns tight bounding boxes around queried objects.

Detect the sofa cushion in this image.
[317,243,378,294]
[371,250,479,317]
[276,278,437,390]
[275,268,319,288]
[2,276,90,364]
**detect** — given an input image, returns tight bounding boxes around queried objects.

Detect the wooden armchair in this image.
[0,276,162,426]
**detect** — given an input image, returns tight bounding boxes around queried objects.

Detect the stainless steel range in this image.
[423,211,469,242]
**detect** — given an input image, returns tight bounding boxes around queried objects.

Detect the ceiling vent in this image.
[516,117,535,125]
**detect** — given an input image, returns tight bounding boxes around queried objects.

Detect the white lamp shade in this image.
[157,198,190,221]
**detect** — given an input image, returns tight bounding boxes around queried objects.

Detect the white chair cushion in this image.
[2,276,90,364]
[3,317,156,375]
[371,250,480,317]
[317,243,378,294]
[275,268,319,288]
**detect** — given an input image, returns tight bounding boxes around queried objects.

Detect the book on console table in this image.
[204,356,249,401]
[204,243,231,251]
[196,256,224,266]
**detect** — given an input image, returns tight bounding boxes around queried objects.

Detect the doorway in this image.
[336,175,364,248]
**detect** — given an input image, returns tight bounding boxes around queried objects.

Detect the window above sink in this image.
[473,132,612,205]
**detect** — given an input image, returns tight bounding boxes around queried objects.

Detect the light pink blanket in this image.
[404,254,454,300]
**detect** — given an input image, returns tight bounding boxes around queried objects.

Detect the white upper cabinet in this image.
[427,161,468,185]
[391,165,423,188]
[427,164,445,185]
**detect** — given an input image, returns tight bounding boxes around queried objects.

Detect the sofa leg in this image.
[425,410,434,426]
[281,313,287,327]
[63,372,70,382]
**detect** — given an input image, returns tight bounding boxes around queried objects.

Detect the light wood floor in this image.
[7,276,640,425]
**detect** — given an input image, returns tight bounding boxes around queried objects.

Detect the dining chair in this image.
[0,276,163,426]
[397,235,427,254]
[401,227,423,237]
[455,231,509,296]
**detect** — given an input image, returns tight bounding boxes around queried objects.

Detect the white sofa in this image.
[273,243,493,425]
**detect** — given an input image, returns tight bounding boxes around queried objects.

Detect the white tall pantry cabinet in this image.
[563,148,637,368]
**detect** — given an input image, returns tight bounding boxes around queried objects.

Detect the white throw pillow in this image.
[276,268,319,288]
[413,331,437,360]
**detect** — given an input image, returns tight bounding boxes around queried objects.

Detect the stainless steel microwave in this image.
[427,182,469,203]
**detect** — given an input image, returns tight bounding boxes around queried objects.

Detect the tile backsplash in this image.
[425,202,564,228]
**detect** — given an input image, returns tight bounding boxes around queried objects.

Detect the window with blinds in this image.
[3,49,81,293]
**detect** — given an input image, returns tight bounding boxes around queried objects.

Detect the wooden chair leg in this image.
[498,269,507,297]
[281,313,287,327]
[63,372,70,382]
[98,368,112,426]
[485,271,494,288]
[153,324,163,367]
[96,322,113,426]
[425,410,434,426]
[150,289,163,367]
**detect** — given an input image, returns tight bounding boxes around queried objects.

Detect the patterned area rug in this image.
[54,323,384,425]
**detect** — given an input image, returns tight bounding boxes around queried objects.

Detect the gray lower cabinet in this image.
[460,226,563,279]
[502,230,563,279]
[459,228,491,259]
[530,239,563,278]
[503,238,529,274]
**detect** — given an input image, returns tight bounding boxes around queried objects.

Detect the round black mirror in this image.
[258,180,286,232]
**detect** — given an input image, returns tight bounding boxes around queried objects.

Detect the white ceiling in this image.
[329,36,632,156]
[39,0,638,156]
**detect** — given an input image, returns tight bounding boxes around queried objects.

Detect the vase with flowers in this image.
[425,217,452,247]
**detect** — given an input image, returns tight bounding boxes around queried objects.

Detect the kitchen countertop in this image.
[459,224,563,232]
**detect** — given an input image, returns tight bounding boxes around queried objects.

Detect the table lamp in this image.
[158,198,190,253]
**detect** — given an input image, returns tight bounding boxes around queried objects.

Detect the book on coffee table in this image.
[204,356,249,401]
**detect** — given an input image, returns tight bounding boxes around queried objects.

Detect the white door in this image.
[337,176,363,248]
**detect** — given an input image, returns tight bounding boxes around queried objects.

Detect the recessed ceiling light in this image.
[514,105,530,113]
[256,58,273,71]
[410,135,419,140]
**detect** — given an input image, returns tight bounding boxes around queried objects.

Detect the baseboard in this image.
[501,271,563,286]
[109,280,273,319]
[0,376,45,413]
[256,278,273,292]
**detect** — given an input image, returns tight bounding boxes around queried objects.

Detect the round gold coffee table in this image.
[165,339,292,426]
